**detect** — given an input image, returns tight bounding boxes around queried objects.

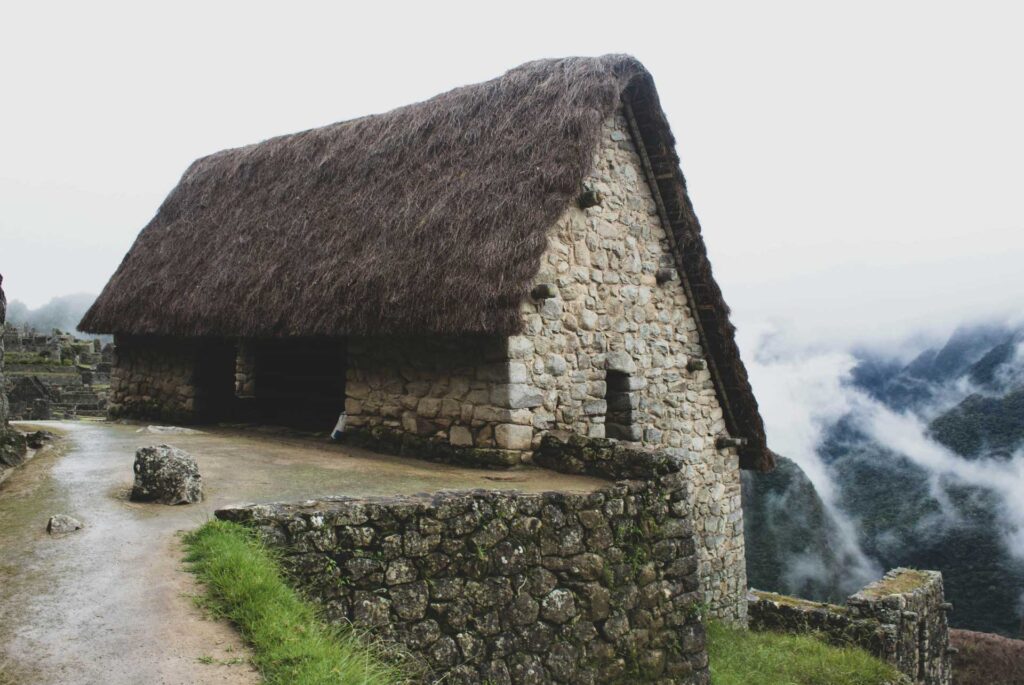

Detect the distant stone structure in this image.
[749,568,953,685]
[1,324,109,420]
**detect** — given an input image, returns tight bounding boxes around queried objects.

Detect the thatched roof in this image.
[80,55,773,470]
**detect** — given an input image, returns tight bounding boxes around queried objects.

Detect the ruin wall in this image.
[217,437,710,685]
[340,111,748,621]
[748,568,952,685]
[108,335,200,423]
[343,336,535,467]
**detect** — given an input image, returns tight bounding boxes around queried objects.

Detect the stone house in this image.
[81,55,774,620]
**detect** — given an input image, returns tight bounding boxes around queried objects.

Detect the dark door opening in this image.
[249,338,347,430]
[193,338,238,423]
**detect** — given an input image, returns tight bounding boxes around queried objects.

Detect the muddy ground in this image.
[0,421,602,685]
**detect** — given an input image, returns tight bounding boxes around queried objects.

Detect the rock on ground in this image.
[25,430,54,449]
[0,430,27,469]
[47,514,83,534]
[137,426,202,435]
[130,444,203,505]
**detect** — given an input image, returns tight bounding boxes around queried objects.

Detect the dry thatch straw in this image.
[81,54,773,470]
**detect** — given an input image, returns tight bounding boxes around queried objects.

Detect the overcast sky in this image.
[2,1,1022,352]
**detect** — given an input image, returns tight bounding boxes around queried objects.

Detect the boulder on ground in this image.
[25,430,54,449]
[0,429,27,469]
[130,444,203,505]
[47,514,83,534]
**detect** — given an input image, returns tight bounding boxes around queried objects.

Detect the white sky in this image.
[2,1,1022,350]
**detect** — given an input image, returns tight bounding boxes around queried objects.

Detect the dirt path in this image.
[0,421,602,685]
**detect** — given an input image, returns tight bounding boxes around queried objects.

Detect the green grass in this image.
[182,519,413,685]
[707,621,904,685]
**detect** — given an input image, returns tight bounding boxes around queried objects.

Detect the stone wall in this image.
[217,437,710,684]
[337,110,749,622]
[748,568,952,685]
[109,335,201,423]
[344,336,536,466]
[0,278,28,472]
[514,109,746,622]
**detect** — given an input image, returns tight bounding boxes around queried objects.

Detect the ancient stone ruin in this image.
[72,54,954,682]
[218,436,710,683]
[749,569,953,685]
[81,57,768,631]
[1,324,110,420]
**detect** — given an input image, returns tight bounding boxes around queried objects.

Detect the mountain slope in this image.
[744,322,1024,637]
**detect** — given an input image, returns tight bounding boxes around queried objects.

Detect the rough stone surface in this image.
[109,336,202,423]
[516,112,748,622]
[337,112,749,622]
[0,276,27,474]
[343,336,534,465]
[217,436,710,684]
[47,514,83,535]
[130,444,203,505]
[748,568,952,685]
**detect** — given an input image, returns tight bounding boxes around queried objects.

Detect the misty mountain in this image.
[742,454,868,602]
[929,387,1024,460]
[745,321,1024,637]
[5,293,99,336]
[852,323,1019,410]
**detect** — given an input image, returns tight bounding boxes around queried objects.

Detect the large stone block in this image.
[130,444,202,505]
[606,351,637,374]
[492,384,543,410]
[494,424,533,450]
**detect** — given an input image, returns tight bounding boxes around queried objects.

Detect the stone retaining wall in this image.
[216,437,710,684]
[534,434,745,623]
[748,568,952,685]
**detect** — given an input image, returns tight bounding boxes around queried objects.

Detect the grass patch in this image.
[859,568,930,598]
[707,621,904,685]
[183,519,412,685]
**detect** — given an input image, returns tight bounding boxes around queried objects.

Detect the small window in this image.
[606,370,641,441]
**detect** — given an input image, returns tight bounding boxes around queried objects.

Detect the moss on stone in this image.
[858,569,932,598]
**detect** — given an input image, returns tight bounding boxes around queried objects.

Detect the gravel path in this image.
[0,421,602,685]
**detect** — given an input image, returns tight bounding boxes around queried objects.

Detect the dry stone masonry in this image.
[103,107,751,624]
[344,336,534,466]
[0,276,28,475]
[217,435,711,684]
[341,111,749,622]
[2,325,111,420]
[109,336,201,422]
[748,568,952,685]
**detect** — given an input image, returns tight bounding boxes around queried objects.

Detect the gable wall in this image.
[514,109,747,621]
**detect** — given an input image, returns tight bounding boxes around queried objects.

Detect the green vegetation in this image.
[929,387,1024,459]
[3,351,74,366]
[859,569,929,598]
[707,621,903,685]
[183,519,412,685]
